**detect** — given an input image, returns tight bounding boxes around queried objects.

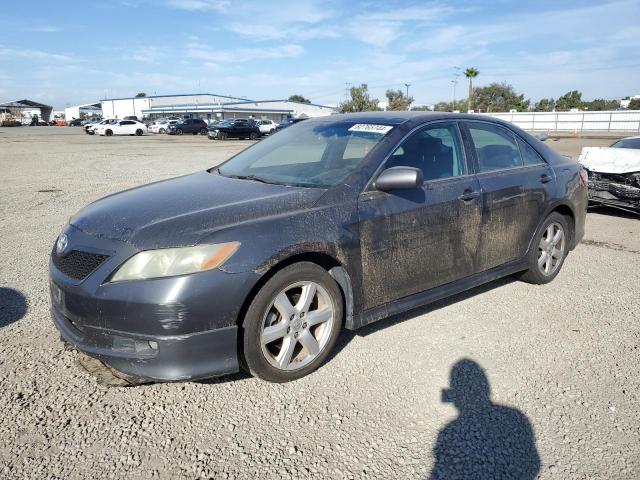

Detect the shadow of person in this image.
[0,287,27,328]
[429,359,540,480]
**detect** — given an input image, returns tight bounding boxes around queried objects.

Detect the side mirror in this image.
[536,132,548,142]
[374,166,424,191]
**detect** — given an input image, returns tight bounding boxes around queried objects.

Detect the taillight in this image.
[579,167,588,186]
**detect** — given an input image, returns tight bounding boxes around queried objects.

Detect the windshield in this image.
[611,138,640,149]
[216,120,393,187]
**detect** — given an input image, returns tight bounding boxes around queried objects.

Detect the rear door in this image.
[462,121,554,271]
[358,121,482,309]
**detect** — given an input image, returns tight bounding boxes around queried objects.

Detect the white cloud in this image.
[0,46,78,63]
[25,26,61,33]
[187,43,303,63]
[165,0,229,11]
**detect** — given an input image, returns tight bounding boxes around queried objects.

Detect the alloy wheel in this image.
[260,281,335,371]
[538,222,565,276]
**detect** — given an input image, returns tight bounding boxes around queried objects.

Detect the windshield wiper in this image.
[226,174,276,184]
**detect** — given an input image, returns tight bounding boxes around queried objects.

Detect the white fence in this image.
[487,110,640,133]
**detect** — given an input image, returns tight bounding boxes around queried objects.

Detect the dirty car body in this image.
[579,141,640,213]
[50,112,587,382]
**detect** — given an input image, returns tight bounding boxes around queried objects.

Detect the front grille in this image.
[52,249,109,281]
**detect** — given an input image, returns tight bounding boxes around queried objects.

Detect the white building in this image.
[621,95,640,109]
[64,103,102,121]
[100,93,335,122]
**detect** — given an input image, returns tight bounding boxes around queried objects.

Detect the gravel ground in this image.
[1,127,639,479]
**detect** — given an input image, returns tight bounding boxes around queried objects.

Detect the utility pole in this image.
[344,82,352,101]
[404,83,411,111]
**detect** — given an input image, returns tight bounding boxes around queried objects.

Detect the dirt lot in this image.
[1,127,639,479]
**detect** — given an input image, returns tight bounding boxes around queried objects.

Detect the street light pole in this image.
[404,83,411,110]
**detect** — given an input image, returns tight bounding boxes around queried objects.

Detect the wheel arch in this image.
[234,251,355,333]
[527,201,577,254]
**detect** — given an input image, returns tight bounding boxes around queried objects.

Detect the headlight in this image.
[110,242,240,282]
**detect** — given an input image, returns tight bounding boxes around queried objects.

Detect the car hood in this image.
[579,146,640,174]
[71,171,326,249]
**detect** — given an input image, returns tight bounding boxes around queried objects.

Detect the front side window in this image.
[468,122,522,172]
[217,121,392,187]
[386,122,466,181]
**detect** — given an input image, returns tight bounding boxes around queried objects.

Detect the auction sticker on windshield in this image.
[348,124,394,135]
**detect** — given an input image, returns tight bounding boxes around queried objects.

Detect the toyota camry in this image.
[50,112,587,383]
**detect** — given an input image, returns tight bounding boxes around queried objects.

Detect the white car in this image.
[149,119,179,134]
[256,119,277,135]
[97,120,148,136]
[85,119,115,135]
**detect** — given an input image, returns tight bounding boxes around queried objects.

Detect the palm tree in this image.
[464,67,479,112]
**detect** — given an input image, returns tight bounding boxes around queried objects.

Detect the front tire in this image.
[250,132,259,140]
[199,128,207,135]
[135,129,143,136]
[159,128,166,134]
[242,262,343,383]
[176,128,183,135]
[105,129,113,136]
[517,212,569,285]
[219,131,227,141]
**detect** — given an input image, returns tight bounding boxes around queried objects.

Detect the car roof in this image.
[315,111,505,125]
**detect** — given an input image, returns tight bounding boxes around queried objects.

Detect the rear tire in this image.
[135,129,143,136]
[241,262,343,383]
[250,132,259,140]
[159,128,166,134]
[199,128,207,135]
[517,212,570,285]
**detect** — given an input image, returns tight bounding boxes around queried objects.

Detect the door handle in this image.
[540,174,552,184]
[458,190,480,202]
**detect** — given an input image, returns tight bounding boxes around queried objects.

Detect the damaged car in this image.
[50,112,587,383]
[579,138,640,213]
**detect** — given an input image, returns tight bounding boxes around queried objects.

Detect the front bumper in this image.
[49,225,260,381]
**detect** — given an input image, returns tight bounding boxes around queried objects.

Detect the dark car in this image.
[68,118,84,127]
[167,118,209,135]
[208,118,261,140]
[275,117,307,131]
[50,112,587,384]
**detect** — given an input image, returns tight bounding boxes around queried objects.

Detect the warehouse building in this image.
[0,99,53,123]
[64,102,102,121]
[100,93,335,123]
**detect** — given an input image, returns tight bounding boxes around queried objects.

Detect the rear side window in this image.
[517,138,544,165]
[468,123,522,172]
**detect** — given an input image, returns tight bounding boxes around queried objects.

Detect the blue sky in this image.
[1,0,639,109]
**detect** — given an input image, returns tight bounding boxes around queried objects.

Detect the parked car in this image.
[96,120,148,136]
[275,117,307,131]
[86,119,117,135]
[68,118,84,127]
[167,118,209,135]
[207,118,260,140]
[579,138,640,213]
[609,135,640,149]
[123,116,139,122]
[256,119,277,135]
[49,112,587,384]
[149,119,179,134]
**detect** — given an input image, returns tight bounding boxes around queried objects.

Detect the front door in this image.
[358,122,482,310]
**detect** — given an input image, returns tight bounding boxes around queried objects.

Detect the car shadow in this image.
[327,276,516,364]
[0,287,27,328]
[429,358,540,479]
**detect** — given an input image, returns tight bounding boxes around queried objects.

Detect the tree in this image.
[385,89,414,111]
[582,98,620,111]
[464,67,479,111]
[338,84,380,113]
[472,82,530,112]
[288,94,311,104]
[135,92,147,98]
[534,98,555,112]
[629,98,640,110]
[433,100,468,112]
[555,90,582,111]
